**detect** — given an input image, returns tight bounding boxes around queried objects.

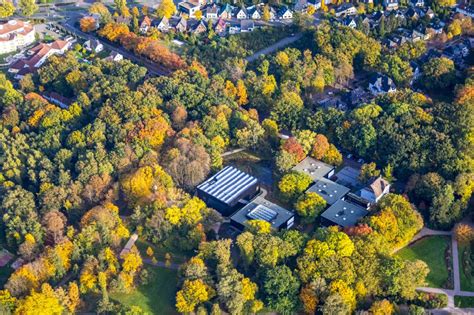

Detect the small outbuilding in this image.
[197,166,259,216]
[230,195,295,231]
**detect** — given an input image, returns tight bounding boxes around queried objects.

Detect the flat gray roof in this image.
[335,166,361,188]
[197,166,258,206]
[307,177,350,205]
[230,195,294,229]
[321,199,369,227]
[291,157,335,182]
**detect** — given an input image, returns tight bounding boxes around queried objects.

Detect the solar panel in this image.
[246,205,278,222]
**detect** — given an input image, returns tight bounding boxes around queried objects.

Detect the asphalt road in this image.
[59,19,171,76]
[245,32,303,62]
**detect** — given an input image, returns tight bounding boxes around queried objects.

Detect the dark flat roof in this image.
[292,157,335,182]
[321,199,369,227]
[197,166,258,206]
[230,195,294,229]
[307,177,350,205]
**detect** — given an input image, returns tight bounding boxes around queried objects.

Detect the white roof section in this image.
[197,166,258,205]
[230,195,294,229]
[307,177,351,205]
[292,157,335,182]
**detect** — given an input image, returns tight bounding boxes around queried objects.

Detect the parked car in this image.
[357,158,365,164]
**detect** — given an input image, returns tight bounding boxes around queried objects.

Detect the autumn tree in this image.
[16,283,63,314]
[295,192,327,223]
[163,138,210,190]
[156,0,176,19]
[359,162,381,184]
[89,2,112,23]
[311,134,330,160]
[0,1,15,18]
[454,224,474,244]
[421,57,456,90]
[80,16,98,32]
[18,0,38,16]
[278,171,313,202]
[370,299,394,315]
[176,279,214,313]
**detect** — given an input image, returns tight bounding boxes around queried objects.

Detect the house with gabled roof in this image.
[247,6,261,19]
[178,1,200,18]
[278,6,293,20]
[359,176,391,204]
[153,17,170,32]
[214,17,227,36]
[190,20,207,34]
[234,6,248,19]
[369,74,396,95]
[335,3,357,17]
[205,4,219,20]
[175,17,188,32]
[140,16,152,34]
[219,3,233,19]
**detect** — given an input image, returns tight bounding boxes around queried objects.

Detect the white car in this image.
[357,158,365,164]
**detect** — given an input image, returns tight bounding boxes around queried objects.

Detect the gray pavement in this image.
[245,32,303,62]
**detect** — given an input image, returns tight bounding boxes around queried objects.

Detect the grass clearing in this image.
[397,236,451,288]
[458,242,474,291]
[454,296,474,308]
[110,266,178,314]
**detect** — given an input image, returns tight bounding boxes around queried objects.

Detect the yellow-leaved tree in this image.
[156,0,176,19]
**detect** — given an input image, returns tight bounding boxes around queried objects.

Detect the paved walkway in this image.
[143,257,181,270]
[245,33,303,62]
[412,226,474,312]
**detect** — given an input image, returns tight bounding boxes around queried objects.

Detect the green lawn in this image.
[397,236,451,288]
[455,296,474,308]
[458,243,474,291]
[135,239,190,265]
[111,266,178,315]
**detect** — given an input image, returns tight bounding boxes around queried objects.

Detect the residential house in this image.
[269,7,277,20]
[342,16,357,28]
[294,0,308,12]
[368,74,396,95]
[214,18,227,35]
[410,61,421,83]
[247,6,261,19]
[42,91,73,109]
[219,3,233,19]
[9,39,72,80]
[335,3,357,17]
[320,199,369,227]
[359,176,390,204]
[456,4,474,18]
[234,6,248,19]
[153,17,170,32]
[178,1,201,18]
[383,0,399,10]
[190,20,207,34]
[241,19,255,32]
[104,51,123,62]
[405,7,420,20]
[409,0,424,7]
[84,39,104,53]
[427,21,444,34]
[175,17,188,32]
[308,0,321,10]
[278,6,293,20]
[0,20,36,54]
[139,16,152,34]
[205,4,219,20]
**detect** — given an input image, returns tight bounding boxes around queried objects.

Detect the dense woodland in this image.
[0,6,472,313]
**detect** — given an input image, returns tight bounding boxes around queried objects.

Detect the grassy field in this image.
[458,243,474,291]
[397,236,451,288]
[455,296,474,308]
[111,266,178,314]
[135,239,190,265]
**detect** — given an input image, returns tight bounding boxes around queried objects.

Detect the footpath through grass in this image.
[111,266,178,314]
[397,236,451,288]
[458,242,474,291]
[455,296,474,308]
